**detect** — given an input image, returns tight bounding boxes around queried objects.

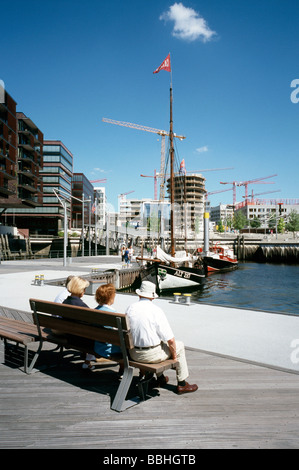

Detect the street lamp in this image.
[53,189,93,265]
[53,189,68,267]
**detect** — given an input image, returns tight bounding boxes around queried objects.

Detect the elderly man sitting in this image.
[126,280,198,395]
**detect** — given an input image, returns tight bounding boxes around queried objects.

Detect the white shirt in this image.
[54,288,70,303]
[126,298,174,347]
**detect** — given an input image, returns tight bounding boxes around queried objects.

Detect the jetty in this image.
[1,256,299,449]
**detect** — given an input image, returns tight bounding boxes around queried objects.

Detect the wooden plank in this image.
[1,348,299,449]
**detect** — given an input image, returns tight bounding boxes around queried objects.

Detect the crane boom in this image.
[90,178,107,183]
[102,117,186,202]
[102,117,186,139]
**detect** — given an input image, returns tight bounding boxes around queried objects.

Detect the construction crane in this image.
[205,187,234,200]
[102,117,186,201]
[140,170,160,200]
[243,189,281,202]
[141,166,234,200]
[90,178,107,184]
[220,174,277,205]
[118,190,135,198]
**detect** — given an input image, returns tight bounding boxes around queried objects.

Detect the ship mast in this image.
[169,84,175,256]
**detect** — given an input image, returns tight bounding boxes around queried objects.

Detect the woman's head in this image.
[95,283,116,306]
[67,276,90,297]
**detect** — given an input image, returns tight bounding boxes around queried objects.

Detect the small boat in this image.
[199,244,238,273]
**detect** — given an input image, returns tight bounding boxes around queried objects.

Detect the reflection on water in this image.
[163,262,299,315]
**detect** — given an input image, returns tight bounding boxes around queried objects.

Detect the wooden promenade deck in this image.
[1,340,299,449]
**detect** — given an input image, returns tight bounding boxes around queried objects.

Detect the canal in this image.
[162,262,299,315]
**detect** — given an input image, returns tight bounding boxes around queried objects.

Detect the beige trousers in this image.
[129,340,189,382]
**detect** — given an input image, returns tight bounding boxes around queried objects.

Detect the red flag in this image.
[179,159,186,175]
[153,54,171,74]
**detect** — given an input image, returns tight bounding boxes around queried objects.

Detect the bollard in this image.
[173,293,181,303]
[183,293,191,305]
[39,274,44,286]
[34,275,40,285]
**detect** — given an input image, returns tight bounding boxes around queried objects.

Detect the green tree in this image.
[217,219,224,232]
[286,210,299,232]
[277,218,285,233]
[250,216,261,228]
[233,212,248,230]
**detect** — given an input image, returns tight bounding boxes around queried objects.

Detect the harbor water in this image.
[163,262,299,316]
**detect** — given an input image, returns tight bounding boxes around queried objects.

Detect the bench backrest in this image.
[29,298,134,350]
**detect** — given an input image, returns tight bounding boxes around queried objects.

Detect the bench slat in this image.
[30,299,128,329]
[0,318,39,344]
[129,358,178,375]
[35,314,124,346]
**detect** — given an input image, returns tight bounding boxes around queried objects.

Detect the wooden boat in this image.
[137,246,205,294]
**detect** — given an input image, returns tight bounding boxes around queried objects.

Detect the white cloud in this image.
[196,146,209,153]
[92,167,106,173]
[160,2,216,42]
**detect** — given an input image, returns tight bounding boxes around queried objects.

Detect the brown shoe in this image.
[177,382,198,394]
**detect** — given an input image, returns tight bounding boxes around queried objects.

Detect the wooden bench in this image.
[0,316,56,374]
[14,298,176,412]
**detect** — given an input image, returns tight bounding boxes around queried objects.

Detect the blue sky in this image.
[2,0,299,211]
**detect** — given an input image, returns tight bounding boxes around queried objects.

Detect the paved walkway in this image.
[1,256,298,374]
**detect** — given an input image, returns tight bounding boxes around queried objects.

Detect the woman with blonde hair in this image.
[63,276,95,369]
[63,276,90,306]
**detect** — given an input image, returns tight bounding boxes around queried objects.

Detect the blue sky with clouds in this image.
[2,0,299,210]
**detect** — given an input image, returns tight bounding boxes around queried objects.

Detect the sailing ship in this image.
[136,54,206,293]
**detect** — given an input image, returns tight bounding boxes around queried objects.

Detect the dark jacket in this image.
[63,295,89,308]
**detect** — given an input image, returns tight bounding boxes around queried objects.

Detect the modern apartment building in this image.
[93,186,106,229]
[235,199,299,227]
[71,173,95,229]
[0,89,43,213]
[0,86,17,202]
[209,203,235,228]
[118,197,152,228]
[5,140,72,234]
[41,140,73,233]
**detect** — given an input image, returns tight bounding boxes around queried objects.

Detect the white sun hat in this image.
[136,280,158,299]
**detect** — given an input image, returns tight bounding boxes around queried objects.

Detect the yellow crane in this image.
[102,117,186,201]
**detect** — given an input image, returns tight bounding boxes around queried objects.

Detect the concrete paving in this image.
[1,255,299,374]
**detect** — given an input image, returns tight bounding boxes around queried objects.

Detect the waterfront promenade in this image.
[1,256,299,449]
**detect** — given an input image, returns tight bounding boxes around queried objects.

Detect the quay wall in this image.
[0,232,298,264]
[234,236,299,263]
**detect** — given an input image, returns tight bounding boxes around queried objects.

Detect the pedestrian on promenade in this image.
[124,247,130,267]
[125,280,198,395]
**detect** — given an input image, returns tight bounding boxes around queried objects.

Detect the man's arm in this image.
[167,337,177,360]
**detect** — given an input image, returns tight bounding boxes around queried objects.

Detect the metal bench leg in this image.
[24,341,43,374]
[111,365,140,412]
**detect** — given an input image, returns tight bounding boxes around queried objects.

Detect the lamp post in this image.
[53,189,93,265]
[53,189,68,267]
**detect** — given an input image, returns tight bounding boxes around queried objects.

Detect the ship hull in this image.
[203,256,238,273]
[141,262,205,293]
